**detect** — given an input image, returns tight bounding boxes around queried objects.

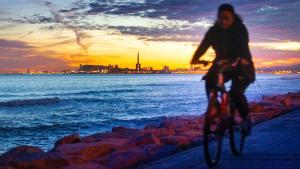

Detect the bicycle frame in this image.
[206,59,242,130]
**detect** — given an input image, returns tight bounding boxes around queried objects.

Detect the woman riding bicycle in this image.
[191,3,255,133]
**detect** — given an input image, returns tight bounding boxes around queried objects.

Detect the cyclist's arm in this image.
[237,24,251,61]
[191,29,212,64]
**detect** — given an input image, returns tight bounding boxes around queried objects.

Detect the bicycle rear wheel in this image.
[203,101,223,167]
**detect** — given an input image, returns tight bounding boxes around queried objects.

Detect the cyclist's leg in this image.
[230,78,250,119]
[205,77,216,98]
[230,77,251,135]
[204,66,219,98]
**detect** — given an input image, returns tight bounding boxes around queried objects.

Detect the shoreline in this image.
[0,92,299,169]
[1,73,300,75]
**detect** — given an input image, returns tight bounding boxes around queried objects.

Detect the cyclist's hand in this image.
[190,58,199,65]
[240,58,250,65]
[199,60,210,67]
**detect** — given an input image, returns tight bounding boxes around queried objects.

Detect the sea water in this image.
[0,74,299,153]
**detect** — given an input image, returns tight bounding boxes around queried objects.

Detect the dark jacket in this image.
[193,21,256,83]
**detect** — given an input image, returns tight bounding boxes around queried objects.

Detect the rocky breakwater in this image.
[0,92,299,169]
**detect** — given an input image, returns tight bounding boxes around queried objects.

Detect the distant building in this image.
[26,68,31,74]
[78,64,108,73]
[143,67,153,71]
[136,52,141,72]
[160,65,170,74]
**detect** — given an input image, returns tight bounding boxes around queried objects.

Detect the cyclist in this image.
[190,3,255,134]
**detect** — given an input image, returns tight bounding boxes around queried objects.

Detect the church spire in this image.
[136,51,141,72]
[137,51,140,64]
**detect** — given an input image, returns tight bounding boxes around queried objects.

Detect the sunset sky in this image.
[0,0,299,72]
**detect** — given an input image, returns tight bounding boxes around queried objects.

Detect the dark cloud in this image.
[87,0,217,21]
[8,14,54,24]
[6,0,300,42]
[85,0,300,41]
[107,25,203,42]
[59,0,87,13]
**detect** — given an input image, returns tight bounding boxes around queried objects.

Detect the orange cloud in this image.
[253,57,300,67]
[251,41,300,51]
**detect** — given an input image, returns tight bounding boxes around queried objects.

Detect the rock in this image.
[250,114,268,124]
[99,148,147,169]
[141,144,179,161]
[132,133,161,146]
[142,128,176,137]
[0,146,44,165]
[87,128,141,140]
[160,135,190,148]
[179,131,202,140]
[54,142,114,163]
[2,151,69,169]
[61,163,110,169]
[281,97,293,107]
[264,110,284,119]
[55,134,81,147]
[249,103,265,113]
[112,126,139,133]
[143,123,159,129]
[0,166,14,169]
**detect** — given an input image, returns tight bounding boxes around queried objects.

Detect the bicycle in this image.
[196,59,251,167]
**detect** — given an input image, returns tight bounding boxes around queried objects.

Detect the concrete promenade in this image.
[137,109,300,169]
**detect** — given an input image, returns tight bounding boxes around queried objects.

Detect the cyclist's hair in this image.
[218,3,235,14]
[217,3,243,24]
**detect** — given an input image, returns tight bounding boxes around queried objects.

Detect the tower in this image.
[136,51,141,72]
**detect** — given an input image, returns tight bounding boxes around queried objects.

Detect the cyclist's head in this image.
[217,3,240,29]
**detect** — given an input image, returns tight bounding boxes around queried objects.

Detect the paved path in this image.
[137,109,300,169]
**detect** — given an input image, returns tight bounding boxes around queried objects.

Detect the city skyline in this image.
[0,0,300,72]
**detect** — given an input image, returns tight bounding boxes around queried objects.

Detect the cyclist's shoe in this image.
[241,117,252,136]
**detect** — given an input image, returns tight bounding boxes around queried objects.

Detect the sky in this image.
[0,0,299,72]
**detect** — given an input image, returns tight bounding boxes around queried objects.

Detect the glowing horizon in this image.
[0,0,299,72]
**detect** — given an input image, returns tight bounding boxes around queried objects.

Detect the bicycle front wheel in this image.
[203,102,223,167]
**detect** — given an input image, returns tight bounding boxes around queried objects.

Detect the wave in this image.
[49,89,142,96]
[0,97,60,107]
[280,76,300,80]
[64,97,125,103]
[0,116,167,133]
[0,94,19,97]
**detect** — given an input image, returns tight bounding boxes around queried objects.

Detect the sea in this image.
[0,74,299,154]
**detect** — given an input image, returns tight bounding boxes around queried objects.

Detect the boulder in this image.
[61,163,110,169]
[55,134,81,147]
[141,144,179,161]
[250,114,268,124]
[111,126,139,133]
[132,133,161,146]
[0,166,14,169]
[99,148,147,169]
[249,103,265,113]
[178,131,202,140]
[281,97,293,107]
[54,142,114,163]
[85,128,141,140]
[160,135,190,148]
[142,128,175,137]
[3,151,69,169]
[0,146,44,165]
